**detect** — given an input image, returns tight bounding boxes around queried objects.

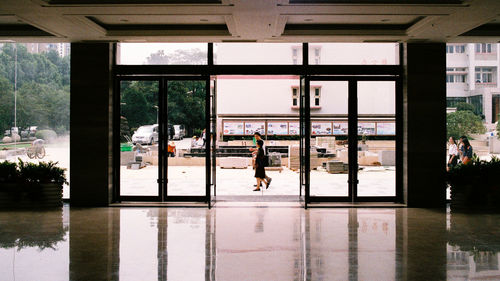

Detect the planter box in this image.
[450,184,500,211]
[0,183,63,209]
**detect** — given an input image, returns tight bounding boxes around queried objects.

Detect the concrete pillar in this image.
[403,43,447,207]
[70,43,114,206]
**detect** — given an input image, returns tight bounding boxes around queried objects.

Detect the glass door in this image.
[163,78,209,202]
[302,76,399,204]
[355,80,397,201]
[118,78,161,201]
[307,79,351,202]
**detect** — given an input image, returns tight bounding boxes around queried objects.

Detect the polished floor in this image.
[0,205,499,281]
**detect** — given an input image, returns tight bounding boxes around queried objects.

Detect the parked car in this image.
[172,124,186,140]
[132,124,158,145]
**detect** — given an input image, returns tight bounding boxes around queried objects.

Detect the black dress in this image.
[254,147,266,179]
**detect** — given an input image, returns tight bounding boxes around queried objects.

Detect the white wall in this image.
[217,78,394,115]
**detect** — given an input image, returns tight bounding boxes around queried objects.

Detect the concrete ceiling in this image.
[0,0,498,43]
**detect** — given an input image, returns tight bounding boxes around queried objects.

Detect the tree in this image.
[456,102,475,113]
[447,110,486,139]
[146,48,207,65]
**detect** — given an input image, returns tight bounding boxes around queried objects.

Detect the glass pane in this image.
[357,81,396,197]
[120,80,159,196]
[0,43,70,199]
[118,43,207,65]
[308,43,399,65]
[215,76,299,196]
[310,81,349,197]
[214,43,303,65]
[166,80,206,196]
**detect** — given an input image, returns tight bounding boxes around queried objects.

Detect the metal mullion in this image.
[205,76,211,206]
[348,79,358,202]
[114,64,402,76]
[395,76,404,203]
[113,77,121,203]
[159,78,166,201]
[304,77,311,207]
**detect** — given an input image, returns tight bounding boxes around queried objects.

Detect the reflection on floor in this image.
[1,205,499,280]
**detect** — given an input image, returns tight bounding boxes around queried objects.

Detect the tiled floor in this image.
[1,205,499,280]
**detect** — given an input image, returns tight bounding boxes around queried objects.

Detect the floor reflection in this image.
[2,206,500,280]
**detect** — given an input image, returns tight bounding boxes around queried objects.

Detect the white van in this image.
[172,125,186,140]
[132,124,158,145]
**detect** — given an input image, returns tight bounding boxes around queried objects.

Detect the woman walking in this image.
[447,136,458,171]
[253,140,270,191]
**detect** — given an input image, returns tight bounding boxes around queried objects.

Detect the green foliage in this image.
[0,159,67,185]
[0,160,18,183]
[447,156,500,207]
[447,110,486,140]
[0,43,70,136]
[35,129,57,142]
[17,159,68,185]
[456,102,476,113]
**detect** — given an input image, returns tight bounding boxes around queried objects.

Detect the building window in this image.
[446,97,467,108]
[468,95,483,115]
[313,87,321,106]
[313,47,321,64]
[292,88,298,106]
[475,43,492,53]
[475,67,493,83]
[292,46,301,65]
[455,45,465,53]
[446,45,454,53]
[291,87,321,107]
[446,68,467,83]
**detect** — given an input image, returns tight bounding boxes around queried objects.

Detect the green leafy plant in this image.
[447,156,500,207]
[0,160,19,183]
[17,159,68,185]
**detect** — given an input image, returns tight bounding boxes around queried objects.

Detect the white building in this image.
[215,43,398,139]
[446,43,500,124]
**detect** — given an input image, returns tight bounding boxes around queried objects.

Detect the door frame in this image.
[113,43,404,205]
[305,75,402,203]
[114,75,211,203]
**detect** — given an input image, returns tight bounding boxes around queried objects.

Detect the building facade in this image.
[446,43,500,124]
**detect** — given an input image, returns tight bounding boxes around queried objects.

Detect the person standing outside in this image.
[461,137,473,165]
[167,141,176,157]
[253,140,269,191]
[447,136,458,171]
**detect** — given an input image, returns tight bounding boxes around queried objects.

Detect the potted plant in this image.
[0,159,67,208]
[447,156,500,210]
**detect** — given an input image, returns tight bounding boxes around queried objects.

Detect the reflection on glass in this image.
[308,43,399,65]
[166,80,206,196]
[357,81,396,197]
[309,81,349,196]
[120,80,159,196]
[214,43,303,65]
[118,43,207,65]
